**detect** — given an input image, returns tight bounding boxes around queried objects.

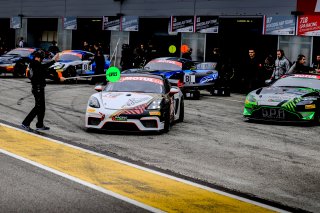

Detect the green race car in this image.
[243,74,320,123]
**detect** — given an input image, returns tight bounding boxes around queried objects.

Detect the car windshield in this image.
[272,76,320,90]
[144,59,182,71]
[104,77,164,94]
[196,62,217,70]
[53,52,82,61]
[6,49,33,57]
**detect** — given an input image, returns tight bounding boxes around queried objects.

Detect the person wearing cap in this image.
[21,51,64,131]
[48,40,60,55]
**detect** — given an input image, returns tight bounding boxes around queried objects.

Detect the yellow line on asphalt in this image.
[0,124,275,213]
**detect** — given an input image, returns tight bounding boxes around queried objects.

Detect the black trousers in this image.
[22,86,45,128]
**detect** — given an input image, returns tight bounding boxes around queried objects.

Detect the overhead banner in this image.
[103,16,120,31]
[195,16,219,33]
[10,16,21,29]
[170,16,194,33]
[297,15,320,36]
[64,17,77,30]
[121,16,139,31]
[297,0,320,14]
[263,16,296,35]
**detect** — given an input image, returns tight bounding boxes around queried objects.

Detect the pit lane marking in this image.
[0,123,287,213]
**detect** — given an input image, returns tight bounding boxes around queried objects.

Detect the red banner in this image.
[297,0,320,15]
[297,15,320,36]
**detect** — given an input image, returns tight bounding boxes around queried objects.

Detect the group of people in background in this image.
[239,48,320,93]
[120,42,159,71]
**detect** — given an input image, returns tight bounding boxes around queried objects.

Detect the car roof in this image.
[121,73,165,80]
[61,50,93,55]
[150,57,192,63]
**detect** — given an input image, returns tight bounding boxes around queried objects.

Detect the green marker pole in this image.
[106,66,121,82]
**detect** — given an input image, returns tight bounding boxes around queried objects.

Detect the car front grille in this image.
[141,120,158,128]
[88,117,101,126]
[102,122,140,131]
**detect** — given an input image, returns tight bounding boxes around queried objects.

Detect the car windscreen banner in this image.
[263,16,296,35]
[64,17,77,30]
[121,16,139,31]
[297,15,320,36]
[119,76,164,85]
[103,16,120,31]
[195,16,219,33]
[170,16,195,33]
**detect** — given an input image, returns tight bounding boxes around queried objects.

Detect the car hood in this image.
[100,92,162,110]
[50,60,82,69]
[252,86,317,106]
[0,55,21,64]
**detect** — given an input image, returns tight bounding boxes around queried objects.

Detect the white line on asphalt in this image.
[1,123,290,213]
[0,148,164,213]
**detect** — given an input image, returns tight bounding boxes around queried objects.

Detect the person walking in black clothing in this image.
[243,49,262,92]
[90,43,106,84]
[21,51,63,131]
[48,41,60,55]
[120,44,133,71]
[182,48,192,60]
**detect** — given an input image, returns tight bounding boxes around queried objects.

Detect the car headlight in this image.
[297,97,317,105]
[147,99,162,110]
[88,96,100,108]
[54,64,65,70]
[245,94,257,103]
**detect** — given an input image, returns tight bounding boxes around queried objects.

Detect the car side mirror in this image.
[169,87,179,96]
[94,85,103,92]
[265,79,272,86]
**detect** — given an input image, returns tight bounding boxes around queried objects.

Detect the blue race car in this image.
[123,57,219,99]
[48,50,110,82]
[0,48,38,77]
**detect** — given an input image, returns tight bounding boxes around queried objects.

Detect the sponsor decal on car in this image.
[126,97,150,107]
[119,76,164,85]
[112,116,127,121]
[293,74,320,79]
[103,93,122,98]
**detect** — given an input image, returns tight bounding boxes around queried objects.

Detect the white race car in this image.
[48,50,110,81]
[85,74,184,133]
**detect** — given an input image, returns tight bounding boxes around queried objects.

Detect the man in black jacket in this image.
[90,43,106,84]
[21,51,63,131]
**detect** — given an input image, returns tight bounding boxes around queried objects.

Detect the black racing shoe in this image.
[21,124,32,131]
[36,126,50,131]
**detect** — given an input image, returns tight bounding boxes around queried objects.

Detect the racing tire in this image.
[63,67,77,83]
[193,90,200,100]
[13,63,26,77]
[162,109,171,133]
[177,98,184,122]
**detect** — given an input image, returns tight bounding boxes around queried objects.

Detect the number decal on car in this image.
[184,74,195,84]
[82,63,92,71]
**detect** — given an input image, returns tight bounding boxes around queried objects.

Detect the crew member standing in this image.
[91,43,106,84]
[243,48,262,92]
[270,49,290,80]
[21,51,64,131]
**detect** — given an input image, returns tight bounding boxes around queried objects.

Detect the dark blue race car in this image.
[123,57,220,99]
[0,48,38,77]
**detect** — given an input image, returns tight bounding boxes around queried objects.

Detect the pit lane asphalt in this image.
[0,153,147,213]
[0,77,319,212]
